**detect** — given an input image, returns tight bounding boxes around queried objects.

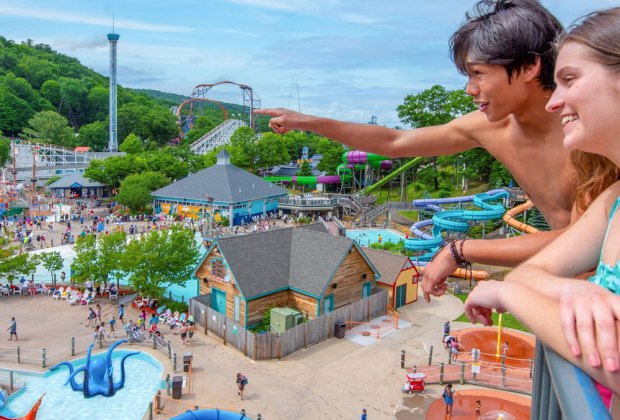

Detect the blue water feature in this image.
[172,409,253,420]
[0,351,163,420]
[346,229,405,247]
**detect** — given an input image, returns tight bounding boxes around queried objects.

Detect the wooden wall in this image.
[321,247,374,316]
[195,246,245,323]
[246,290,318,326]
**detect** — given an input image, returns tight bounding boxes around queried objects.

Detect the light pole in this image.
[204,194,214,237]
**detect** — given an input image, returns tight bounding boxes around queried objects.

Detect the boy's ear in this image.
[521,56,542,82]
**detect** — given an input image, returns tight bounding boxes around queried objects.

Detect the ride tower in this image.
[107,31,120,152]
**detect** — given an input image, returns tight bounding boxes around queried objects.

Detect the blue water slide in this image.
[171,409,252,420]
[404,189,508,257]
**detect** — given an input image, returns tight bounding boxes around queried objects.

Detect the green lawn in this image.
[453,293,530,332]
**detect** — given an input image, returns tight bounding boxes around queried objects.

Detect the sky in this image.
[0,0,618,127]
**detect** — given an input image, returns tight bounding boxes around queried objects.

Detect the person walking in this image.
[361,408,367,420]
[236,372,248,400]
[118,304,125,323]
[443,384,454,415]
[108,316,117,338]
[7,317,17,341]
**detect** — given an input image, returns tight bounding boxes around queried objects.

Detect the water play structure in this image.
[50,340,140,398]
[171,409,252,420]
[405,189,509,261]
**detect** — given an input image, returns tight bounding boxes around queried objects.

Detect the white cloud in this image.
[0,4,193,33]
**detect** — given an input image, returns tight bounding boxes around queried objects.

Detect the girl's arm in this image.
[465,281,620,394]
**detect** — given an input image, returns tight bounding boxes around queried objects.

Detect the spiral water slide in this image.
[405,189,509,261]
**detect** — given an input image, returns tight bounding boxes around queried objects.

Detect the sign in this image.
[471,362,480,374]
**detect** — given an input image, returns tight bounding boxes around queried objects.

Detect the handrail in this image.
[532,341,611,419]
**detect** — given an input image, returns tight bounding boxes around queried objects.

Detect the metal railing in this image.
[531,341,611,419]
[277,197,338,207]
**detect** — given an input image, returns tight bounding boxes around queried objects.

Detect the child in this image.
[476,400,481,416]
[108,316,116,338]
[118,303,124,323]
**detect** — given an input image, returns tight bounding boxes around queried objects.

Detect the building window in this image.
[211,259,226,279]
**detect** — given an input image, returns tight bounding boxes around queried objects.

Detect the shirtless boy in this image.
[256,0,575,301]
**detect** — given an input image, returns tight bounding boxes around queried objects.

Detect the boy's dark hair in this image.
[450,0,563,88]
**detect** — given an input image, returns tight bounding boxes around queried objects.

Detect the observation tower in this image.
[107,31,120,152]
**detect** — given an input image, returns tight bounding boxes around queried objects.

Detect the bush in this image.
[160,298,188,314]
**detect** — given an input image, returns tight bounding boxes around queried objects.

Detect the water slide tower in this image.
[107,31,120,152]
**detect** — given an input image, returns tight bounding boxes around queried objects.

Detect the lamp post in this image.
[204,193,214,237]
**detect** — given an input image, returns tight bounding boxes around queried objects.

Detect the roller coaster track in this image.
[189,119,247,155]
[6,142,124,183]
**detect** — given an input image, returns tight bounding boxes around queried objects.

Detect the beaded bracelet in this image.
[448,239,469,267]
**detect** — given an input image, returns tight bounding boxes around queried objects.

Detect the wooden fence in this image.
[189,289,388,360]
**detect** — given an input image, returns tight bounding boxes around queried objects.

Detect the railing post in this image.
[152,334,157,349]
[173,352,177,372]
[71,337,75,356]
[460,361,465,385]
[148,401,153,420]
[400,350,405,369]
[167,341,172,359]
[440,362,444,385]
[165,375,170,396]
[17,346,20,364]
[501,355,506,388]
[42,348,46,368]
[428,345,433,366]
[10,371,14,391]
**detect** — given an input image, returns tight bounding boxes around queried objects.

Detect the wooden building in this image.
[194,225,380,328]
[363,248,419,309]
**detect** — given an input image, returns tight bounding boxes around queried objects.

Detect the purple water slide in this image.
[316,175,342,184]
[345,150,369,164]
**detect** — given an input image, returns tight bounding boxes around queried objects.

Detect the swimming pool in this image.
[0,350,163,420]
[346,229,405,247]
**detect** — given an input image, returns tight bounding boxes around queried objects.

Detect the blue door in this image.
[395,284,407,309]
[362,282,372,298]
[323,295,334,314]
[212,288,226,315]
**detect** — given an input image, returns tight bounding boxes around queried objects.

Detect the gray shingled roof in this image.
[48,174,104,189]
[152,155,288,203]
[362,248,411,286]
[214,227,373,299]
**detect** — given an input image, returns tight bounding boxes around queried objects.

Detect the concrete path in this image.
[0,284,483,420]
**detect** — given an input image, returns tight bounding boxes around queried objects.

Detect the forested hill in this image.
[0,36,241,151]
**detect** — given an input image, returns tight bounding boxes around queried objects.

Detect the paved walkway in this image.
[0,285,492,420]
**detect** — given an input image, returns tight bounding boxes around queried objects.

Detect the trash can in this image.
[172,375,183,399]
[335,322,346,339]
[183,352,193,373]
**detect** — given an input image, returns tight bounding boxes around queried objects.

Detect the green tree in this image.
[145,150,188,180]
[85,155,148,189]
[77,120,108,151]
[142,108,177,145]
[397,85,477,191]
[95,231,127,289]
[0,137,10,167]
[298,160,312,176]
[228,126,257,170]
[119,133,144,154]
[0,229,36,286]
[0,86,34,135]
[58,77,88,128]
[256,132,290,171]
[40,79,61,109]
[37,251,64,286]
[22,110,74,146]
[115,171,170,212]
[316,138,345,175]
[86,85,109,122]
[122,226,200,298]
[70,234,97,285]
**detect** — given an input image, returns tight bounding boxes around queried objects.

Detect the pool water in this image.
[0,350,163,420]
[346,229,405,247]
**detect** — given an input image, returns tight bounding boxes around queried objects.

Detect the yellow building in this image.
[363,248,419,309]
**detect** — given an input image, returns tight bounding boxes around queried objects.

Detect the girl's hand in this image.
[464,281,511,326]
[559,281,620,372]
